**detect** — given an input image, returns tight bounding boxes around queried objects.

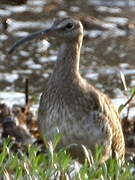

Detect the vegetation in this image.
[0,74,134,179]
[0,137,134,180]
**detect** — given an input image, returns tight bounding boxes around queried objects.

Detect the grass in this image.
[0,137,135,180]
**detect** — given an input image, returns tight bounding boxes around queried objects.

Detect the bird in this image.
[2,116,35,145]
[9,17,125,162]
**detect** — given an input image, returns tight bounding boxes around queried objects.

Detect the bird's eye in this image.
[65,23,74,30]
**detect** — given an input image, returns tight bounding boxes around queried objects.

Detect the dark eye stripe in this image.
[57,23,78,32]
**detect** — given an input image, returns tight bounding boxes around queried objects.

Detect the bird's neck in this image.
[50,36,83,83]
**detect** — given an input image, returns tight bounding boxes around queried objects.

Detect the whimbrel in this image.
[9,17,125,162]
[2,116,35,145]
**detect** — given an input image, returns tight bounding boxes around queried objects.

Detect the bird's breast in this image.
[38,96,108,148]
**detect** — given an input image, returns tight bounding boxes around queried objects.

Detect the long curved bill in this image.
[8,28,53,54]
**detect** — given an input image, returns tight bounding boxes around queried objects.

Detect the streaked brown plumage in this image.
[9,17,125,162]
[2,116,35,145]
[38,17,125,162]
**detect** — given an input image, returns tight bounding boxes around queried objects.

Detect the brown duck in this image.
[9,17,125,162]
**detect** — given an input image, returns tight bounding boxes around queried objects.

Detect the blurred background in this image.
[0,0,135,117]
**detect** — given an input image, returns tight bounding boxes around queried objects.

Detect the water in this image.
[0,0,135,117]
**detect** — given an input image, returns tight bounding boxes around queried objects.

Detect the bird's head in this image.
[8,17,83,54]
